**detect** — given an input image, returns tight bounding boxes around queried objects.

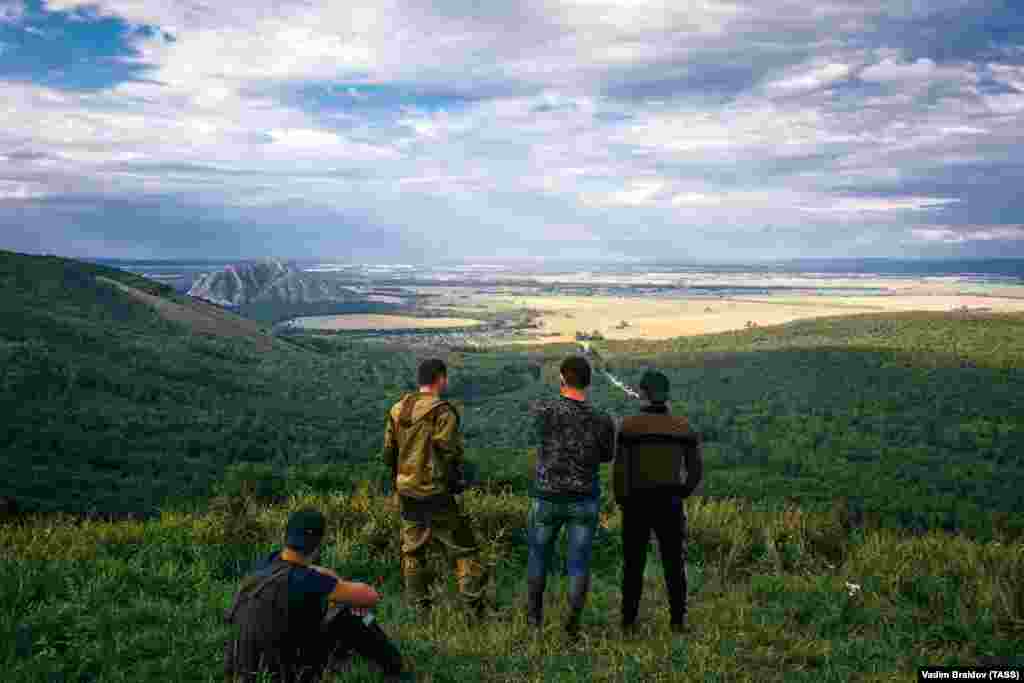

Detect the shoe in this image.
[670,614,689,633]
[564,611,582,642]
[325,650,353,675]
[526,577,545,630]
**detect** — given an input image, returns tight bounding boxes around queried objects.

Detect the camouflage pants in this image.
[399,498,487,608]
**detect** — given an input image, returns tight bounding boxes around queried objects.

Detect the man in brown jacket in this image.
[383,358,487,613]
[613,370,703,633]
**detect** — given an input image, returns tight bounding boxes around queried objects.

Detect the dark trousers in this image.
[620,495,687,626]
[292,608,402,682]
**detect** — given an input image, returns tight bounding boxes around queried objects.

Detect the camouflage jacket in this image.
[384,392,464,500]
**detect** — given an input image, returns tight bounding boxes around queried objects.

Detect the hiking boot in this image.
[410,598,433,616]
[526,577,545,630]
[564,575,589,641]
[670,613,689,634]
[564,609,583,642]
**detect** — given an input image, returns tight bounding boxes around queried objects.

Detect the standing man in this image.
[526,356,615,639]
[614,370,703,634]
[383,358,488,614]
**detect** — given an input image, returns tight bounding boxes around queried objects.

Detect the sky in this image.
[1,0,1023,263]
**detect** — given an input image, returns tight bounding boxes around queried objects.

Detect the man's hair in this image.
[560,356,591,389]
[418,358,448,386]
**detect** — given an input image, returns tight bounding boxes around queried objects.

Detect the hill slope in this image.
[2,249,1023,542]
[0,250,410,518]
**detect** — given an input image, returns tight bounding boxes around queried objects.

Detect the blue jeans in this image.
[526,497,600,581]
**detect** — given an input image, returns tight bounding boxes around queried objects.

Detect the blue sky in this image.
[1,0,1023,261]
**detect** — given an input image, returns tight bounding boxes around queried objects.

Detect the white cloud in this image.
[911,226,1024,243]
[989,64,1024,92]
[0,2,24,24]
[799,196,960,213]
[763,62,853,96]
[860,58,937,83]
[0,180,48,200]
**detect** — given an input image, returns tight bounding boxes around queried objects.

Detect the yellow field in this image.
[410,280,1024,344]
[289,314,484,330]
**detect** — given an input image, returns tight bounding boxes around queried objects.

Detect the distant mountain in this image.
[188,259,361,306]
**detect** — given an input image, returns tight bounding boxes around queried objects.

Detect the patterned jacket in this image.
[529,395,615,501]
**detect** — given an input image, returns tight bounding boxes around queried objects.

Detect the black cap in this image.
[285,508,326,553]
[638,370,670,403]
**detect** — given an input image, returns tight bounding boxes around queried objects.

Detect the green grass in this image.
[2,249,1024,679]
[2,481,1021,682]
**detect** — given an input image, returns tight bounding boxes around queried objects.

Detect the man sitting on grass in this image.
[224,508,407,682]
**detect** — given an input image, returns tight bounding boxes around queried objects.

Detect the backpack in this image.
[224,558,301,683]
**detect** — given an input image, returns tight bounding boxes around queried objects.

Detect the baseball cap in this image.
[638,370,670,403]
[285,508,326,553]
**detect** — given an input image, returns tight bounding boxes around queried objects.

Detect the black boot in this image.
[526,577,546,630]
[565,575,590,639]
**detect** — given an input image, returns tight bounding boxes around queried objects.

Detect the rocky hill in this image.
[188,259,361,306]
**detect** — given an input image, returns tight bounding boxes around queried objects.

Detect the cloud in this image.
[762,62,854,96]
[0,2,24,24]
[1,0,1023,259]
[860,58,937,84]
[798,196,961,213]
[911,225,1024,243]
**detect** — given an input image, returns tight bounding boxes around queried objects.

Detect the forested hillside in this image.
[2,251,1023,682]
[2,250,1023,542]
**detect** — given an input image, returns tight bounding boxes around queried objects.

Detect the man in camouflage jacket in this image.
[383,358,487,613]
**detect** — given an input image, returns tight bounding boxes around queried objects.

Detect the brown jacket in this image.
[613,406,703,504]
[383,392,464,500]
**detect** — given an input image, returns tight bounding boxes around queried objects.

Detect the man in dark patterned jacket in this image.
[525,356,615,639]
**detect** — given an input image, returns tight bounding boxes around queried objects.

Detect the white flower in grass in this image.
[845,581,862,597]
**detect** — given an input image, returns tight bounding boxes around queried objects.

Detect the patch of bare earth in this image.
[96,276,274,351]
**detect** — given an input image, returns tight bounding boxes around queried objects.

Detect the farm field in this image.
[416,288,1024,344]
[289,314,485,330]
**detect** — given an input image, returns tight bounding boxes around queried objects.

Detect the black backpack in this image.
[224,558,305,683]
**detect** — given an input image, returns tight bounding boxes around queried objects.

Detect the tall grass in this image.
[2,480,1020,682]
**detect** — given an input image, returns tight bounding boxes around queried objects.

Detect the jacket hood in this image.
[399,392,451,423]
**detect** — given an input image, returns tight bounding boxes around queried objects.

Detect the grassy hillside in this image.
[1,250,1023,680]
[2,484,1021,682]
